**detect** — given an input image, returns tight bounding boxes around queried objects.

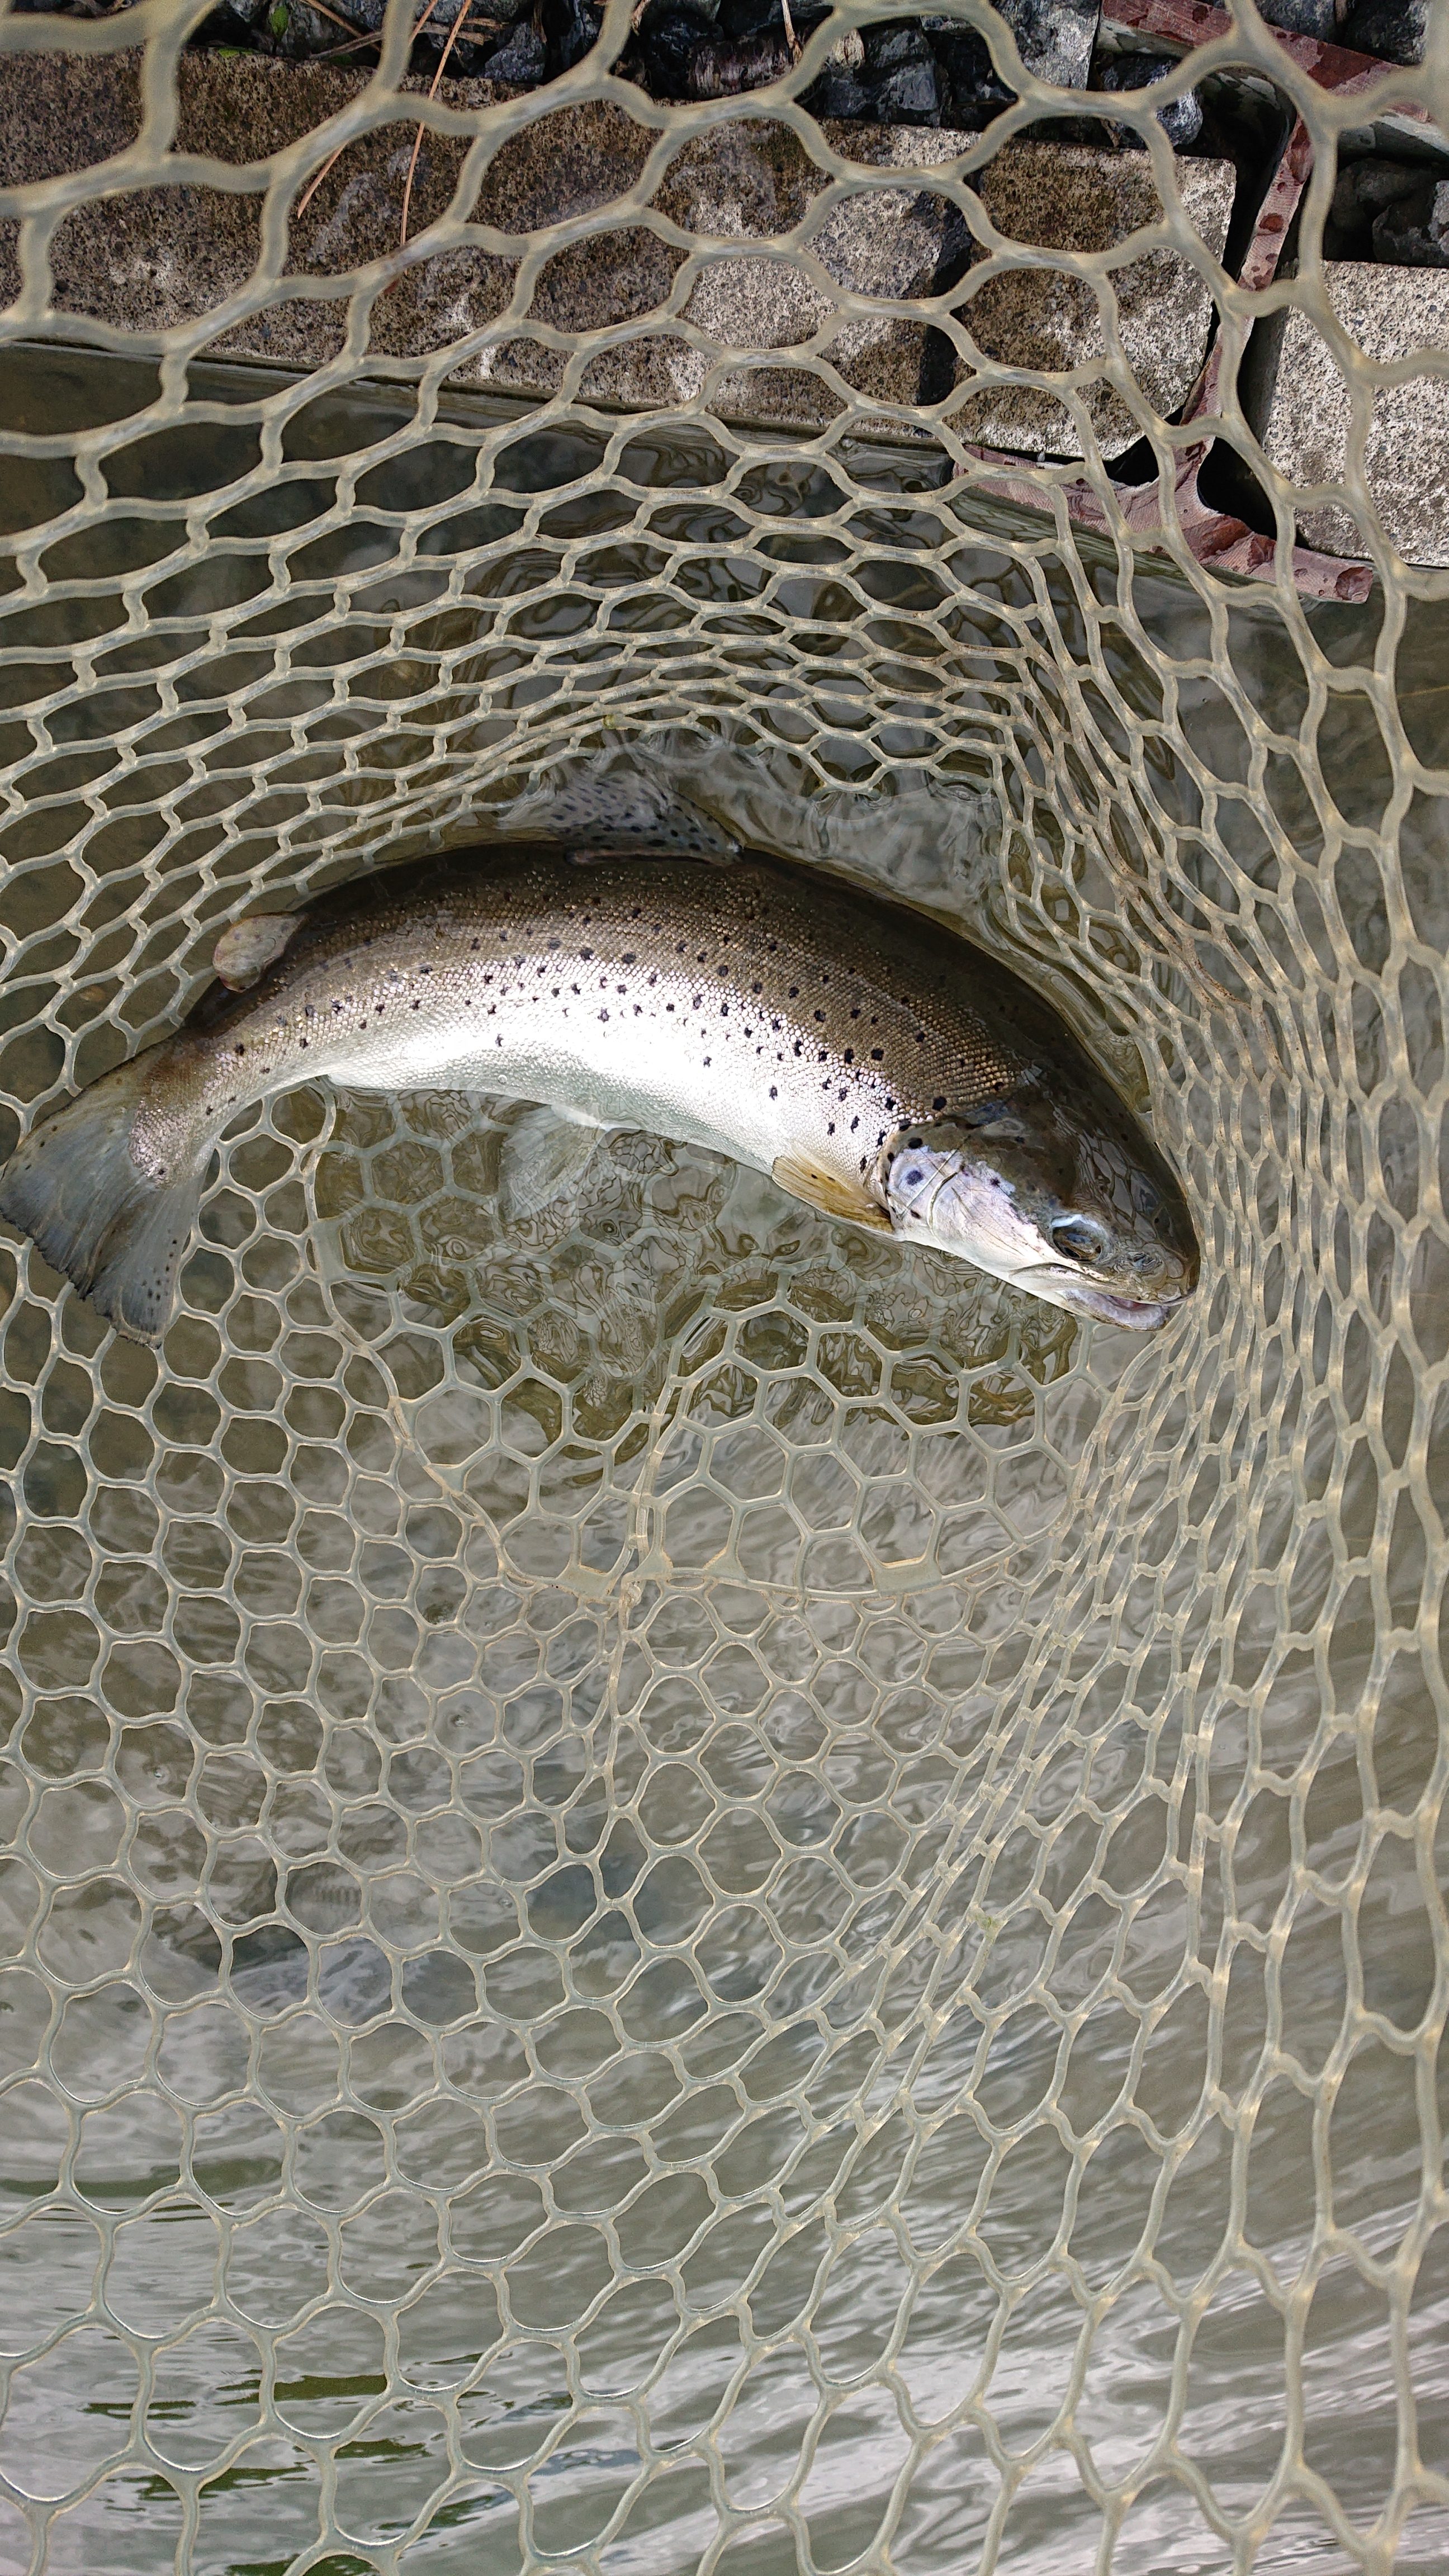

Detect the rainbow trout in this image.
[0,848,1198,1344]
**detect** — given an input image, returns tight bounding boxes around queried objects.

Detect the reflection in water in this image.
[0,347,1445,2574]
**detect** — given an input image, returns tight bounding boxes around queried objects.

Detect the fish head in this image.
[876,1082,1199,1331]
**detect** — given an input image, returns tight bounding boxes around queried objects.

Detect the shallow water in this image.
[0,345,1445,2575]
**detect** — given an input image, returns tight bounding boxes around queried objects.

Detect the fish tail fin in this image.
[0,1050,209,1344]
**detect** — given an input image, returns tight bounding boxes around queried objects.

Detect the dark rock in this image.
[802,62,870,116]
[922,22,1016,129]
[541,0,602,74]
[861,22,940,123]
[872,58,941,120]
[1096,51,1202,149]
[193,2,273,49]
[686,30,792,92]
[1339,0,1428,63]
[995,0,1097,91]
[1252,0,1336,36]
[631,0,711,93]
[1327,155,1431,256]
[867,22,932,70]
[484,12,546,79]
[717,0,782,39]
[1372,176,1449,263]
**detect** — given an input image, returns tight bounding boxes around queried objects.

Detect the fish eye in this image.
[1051,1215,1110,1265]
[902,1167,926,1188]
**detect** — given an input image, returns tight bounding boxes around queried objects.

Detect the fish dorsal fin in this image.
[213,912,300,991]
[771,1152,892,1233]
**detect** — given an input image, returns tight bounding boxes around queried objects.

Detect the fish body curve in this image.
[0,847,1199,1344]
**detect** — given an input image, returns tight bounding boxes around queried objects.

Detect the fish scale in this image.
[0,845,1197,1343]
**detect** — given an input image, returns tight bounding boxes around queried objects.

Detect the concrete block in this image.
[1263,264,1449,565]
[0,50,1231,460]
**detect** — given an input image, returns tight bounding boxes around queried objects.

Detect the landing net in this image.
[0,3,1445,2570]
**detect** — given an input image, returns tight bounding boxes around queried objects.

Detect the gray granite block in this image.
[1263,264,1449,566]
[948,143,1232,458]
[0,50,1229,459]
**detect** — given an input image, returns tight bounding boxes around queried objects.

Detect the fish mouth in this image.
[1025,1266,1187,1332]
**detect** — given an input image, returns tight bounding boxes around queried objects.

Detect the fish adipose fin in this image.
[0,1052,209,1345]
[772,1152,893,1233]
[499,1105,604,1224]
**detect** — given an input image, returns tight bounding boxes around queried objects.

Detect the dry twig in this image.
[296,0,449,220]
[397,0,471,258]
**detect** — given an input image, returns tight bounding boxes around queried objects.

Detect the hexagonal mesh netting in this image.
[0,1,1446,2569]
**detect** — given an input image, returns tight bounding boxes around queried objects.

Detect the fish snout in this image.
[1029,1266,1186,1331]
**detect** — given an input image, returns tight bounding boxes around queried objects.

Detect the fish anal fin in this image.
[772,1152,892,1232]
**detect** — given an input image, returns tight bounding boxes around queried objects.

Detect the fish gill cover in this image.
[0,2,1444,2572]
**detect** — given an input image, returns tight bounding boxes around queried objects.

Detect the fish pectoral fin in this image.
[212,912,301,991]
[771,1152,893,1233]
[500,1105,603,1224]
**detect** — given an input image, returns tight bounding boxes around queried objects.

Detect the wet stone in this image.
[1264,263,1449,565]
